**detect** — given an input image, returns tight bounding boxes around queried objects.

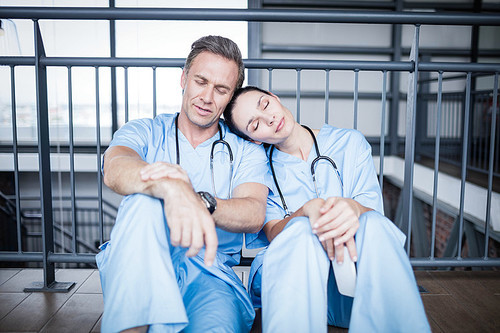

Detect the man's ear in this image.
[180,69,187,90]
[269,91,281,103]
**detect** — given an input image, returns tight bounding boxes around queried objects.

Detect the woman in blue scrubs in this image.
[223,86,431,332]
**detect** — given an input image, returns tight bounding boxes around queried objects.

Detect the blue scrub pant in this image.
[250,211,430,332]
[96,194,254,333]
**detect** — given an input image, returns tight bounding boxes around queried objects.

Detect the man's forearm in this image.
[214,197,265,234]
[103,146,190,200]
[103,153,149,196]
[212,183,268,234]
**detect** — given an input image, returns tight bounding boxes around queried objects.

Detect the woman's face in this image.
[230,90,295,145]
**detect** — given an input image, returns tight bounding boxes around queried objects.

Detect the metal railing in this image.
[0,7,499,291]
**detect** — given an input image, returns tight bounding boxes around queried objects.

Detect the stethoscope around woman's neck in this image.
[174,113,234,199]
[269,125,344,218]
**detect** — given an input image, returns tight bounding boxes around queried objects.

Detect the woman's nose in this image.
[264,113,275,125]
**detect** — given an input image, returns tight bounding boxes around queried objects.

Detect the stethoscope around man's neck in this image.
[269,125,344,218]
[174,113,234,199]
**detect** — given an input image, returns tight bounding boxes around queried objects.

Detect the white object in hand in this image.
[332,246,357,297]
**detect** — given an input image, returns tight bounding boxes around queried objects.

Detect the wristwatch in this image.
[198,191,217,214]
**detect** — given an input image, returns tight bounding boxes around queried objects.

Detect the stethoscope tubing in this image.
[174,113,233,199]
[270,125,344,219]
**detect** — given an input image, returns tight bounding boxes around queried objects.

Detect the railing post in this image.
[24,20,74,293]
[402,24,420,255]
[388,0,403,156]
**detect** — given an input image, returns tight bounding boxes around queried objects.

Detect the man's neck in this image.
[177,112,219,149]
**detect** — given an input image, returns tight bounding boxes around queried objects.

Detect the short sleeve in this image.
[351,136,384,214]
[107,118,154,161]
[232,141,272,189]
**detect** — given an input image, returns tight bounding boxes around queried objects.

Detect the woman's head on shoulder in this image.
[224,86,295,146]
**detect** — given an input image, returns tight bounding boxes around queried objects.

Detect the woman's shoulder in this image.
[319,124,367,143]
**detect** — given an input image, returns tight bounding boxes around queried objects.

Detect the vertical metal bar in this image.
[497,110,500,173]
[24,21,75,292]
[110,0,118,134]
[34,20,56,287]
[430,71,443,259]
[353,69,359,130]
[10,65,22,253]
[124,66,129,123]
[389,2,402,156]
[68,66,77,254]
[325,69,330,124]
[457,72,472,259]
[468,0,480,174]
[402,24,420,255]
[483,73,498,258]
[268,68,273,92]
[443,97,448,140]
[296,69,301,123]
[471,93,478,169]
[152,66,157,118]
[248,0,262,87]
[96,67,104,245]
[482,94,488,171]
[379,71,387,192]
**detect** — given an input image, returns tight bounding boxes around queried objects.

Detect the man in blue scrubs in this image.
[97,36,270,333]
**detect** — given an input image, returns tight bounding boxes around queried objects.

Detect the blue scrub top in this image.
[107,113,273,261]
[265,124,384,228]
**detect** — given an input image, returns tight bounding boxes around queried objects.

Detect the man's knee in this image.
[113,193,166,235]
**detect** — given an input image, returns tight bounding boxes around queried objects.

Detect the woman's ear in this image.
[269,91,281,102]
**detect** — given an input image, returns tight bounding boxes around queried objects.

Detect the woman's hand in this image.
[311,197,371,264]
[301,198,334,261]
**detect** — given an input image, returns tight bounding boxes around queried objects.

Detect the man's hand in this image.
[140,162,190,183]
[103,146,218,266]
[151,179,218,266]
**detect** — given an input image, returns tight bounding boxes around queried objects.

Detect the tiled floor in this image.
[0,268,499,332]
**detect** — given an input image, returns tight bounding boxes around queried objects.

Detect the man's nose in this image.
[200,85,214,103]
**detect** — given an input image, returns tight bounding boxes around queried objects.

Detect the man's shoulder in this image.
[220,119,267,156]
[220,119,249,146]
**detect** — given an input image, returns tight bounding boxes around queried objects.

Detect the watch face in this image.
[199,191,216,214]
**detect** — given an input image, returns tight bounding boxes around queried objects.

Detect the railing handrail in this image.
[1,57,500,73]
[1,7,500,25]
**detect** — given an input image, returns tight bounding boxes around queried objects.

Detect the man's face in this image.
[180,52,239,130]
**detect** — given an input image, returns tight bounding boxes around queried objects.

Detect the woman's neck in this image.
[275,124,316,161]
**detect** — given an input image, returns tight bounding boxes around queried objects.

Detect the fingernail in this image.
[313,223,318,228]
[319,236,324,241]
[337,260,343,265]
[312,229,317,234]
[334,241,339,246]
[352,256,358,262]
[329,257,334,261]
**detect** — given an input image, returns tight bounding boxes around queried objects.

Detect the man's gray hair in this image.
[184,35,245,90]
